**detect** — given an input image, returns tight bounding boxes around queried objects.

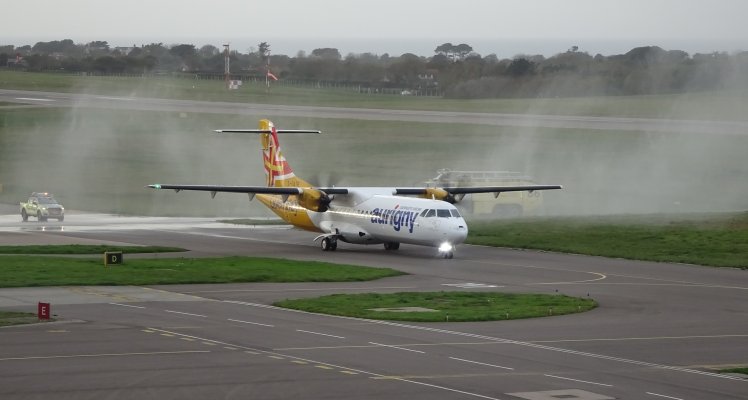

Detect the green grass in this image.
[274,291,597,322]
[467,212,748,268]
[719,367,748,375]
[2,71,747,120]
[0,245,185,254]
[0,256,405,287]
[0,311,44,327]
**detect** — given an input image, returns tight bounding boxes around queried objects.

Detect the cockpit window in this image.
[450,209,462,218]
[420,209,429,217]
[437,209,451,218]
[424,209,436,218]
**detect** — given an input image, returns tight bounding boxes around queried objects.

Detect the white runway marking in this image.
[164,310,207,318]
[449,357,514,370]
[0,350,209,361]
[646,392,684,400]
[15,97,55,102]
[544,374,613,387]
[442,283,501,289]
[471,260,609,285]
[109,302,145,309]
[147,327,503,400]
[227,318,274,327]
[224,300,746,381]
[369,342,425,354]
[533,334,748,343]
[533,272,607,285]
[297,329,345,339]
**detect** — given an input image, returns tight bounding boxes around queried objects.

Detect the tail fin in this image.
[258,119,313,188]
[214,119,319,188]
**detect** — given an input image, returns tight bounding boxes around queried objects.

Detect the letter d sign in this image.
[104,251,124,266]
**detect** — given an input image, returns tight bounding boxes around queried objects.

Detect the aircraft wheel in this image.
[321,237,332,251]
[21,209,28,222]
[442,251,454,259]
[330,240,337,251]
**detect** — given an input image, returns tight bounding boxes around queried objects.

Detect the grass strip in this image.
[0,256,405,287]
[0,245,186,255]
[274,292,596,322]
[719,367,748,375]
[0,311,43,327]
[466,213,748,268]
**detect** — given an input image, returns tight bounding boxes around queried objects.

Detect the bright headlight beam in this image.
[438,242,453,253]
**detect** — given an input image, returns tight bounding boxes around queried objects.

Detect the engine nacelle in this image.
[297,188,331,212]
[421,188,457,203]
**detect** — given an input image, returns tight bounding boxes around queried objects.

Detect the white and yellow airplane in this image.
[149,119,562,258]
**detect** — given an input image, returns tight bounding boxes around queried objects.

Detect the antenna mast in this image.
[223,44,230,90]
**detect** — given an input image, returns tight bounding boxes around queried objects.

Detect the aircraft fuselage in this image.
[257,189,468,248]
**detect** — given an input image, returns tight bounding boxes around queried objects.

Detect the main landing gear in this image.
[383,242,400,251]
[320,236,338,251]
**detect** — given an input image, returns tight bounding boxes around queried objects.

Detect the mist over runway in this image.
[2,89,747,135]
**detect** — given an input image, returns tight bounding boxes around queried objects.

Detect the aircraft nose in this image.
[448,218,468,244]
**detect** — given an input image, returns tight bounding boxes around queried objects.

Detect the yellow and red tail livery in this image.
[259,119,312,188]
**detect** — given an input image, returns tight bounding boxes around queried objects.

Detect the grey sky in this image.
[5,0,747,57]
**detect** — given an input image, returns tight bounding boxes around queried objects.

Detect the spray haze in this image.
[1,71,746,219]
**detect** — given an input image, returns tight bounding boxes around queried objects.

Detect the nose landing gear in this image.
[438,242,454,259]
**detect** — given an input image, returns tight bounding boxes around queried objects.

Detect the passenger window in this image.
[437,209,451,218]
[425,209,436,218]
[450,209,462,218]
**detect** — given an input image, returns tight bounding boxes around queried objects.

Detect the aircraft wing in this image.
[394,185,562,196]
[147,184,349,196]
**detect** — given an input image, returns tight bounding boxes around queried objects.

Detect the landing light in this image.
[438,242,453,253]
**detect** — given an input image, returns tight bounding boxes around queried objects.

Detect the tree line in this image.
[2,39,746,98]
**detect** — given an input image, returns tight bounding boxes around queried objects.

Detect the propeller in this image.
[310,171,342,188]
[308,171,343,209]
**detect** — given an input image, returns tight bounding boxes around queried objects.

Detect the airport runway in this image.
[2,88,747,135]
[0,211,746,399]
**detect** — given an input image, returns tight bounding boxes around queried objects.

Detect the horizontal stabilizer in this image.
[147,184,348,195]
[214,129,321,134]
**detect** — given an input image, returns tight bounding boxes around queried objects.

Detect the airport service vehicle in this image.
[427,169,545,217]
[149,119,561,258]
[20,192,65,222]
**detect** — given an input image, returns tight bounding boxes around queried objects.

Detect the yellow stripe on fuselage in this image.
[256,194,320,232]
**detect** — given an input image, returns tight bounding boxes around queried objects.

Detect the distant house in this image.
[113,47,135,56]
[6,55,27,68]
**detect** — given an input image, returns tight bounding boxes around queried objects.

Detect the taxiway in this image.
[0,212,746,399]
